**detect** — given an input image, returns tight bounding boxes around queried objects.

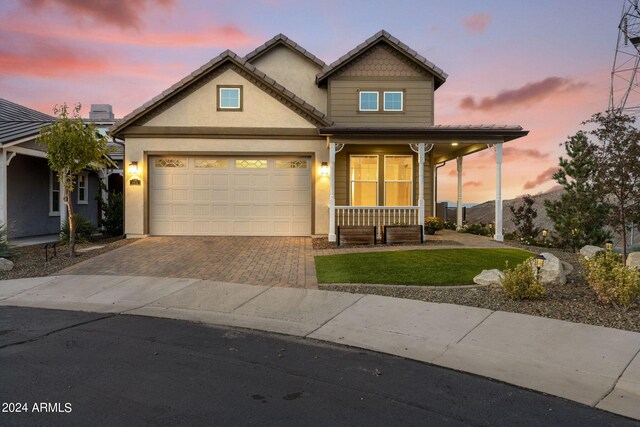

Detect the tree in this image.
[586,111,640,263]
[544,131,610,252]
[37,103,112,256]
[510,194,540,243]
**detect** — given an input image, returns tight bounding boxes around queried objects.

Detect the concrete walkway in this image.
[1,274,639,420]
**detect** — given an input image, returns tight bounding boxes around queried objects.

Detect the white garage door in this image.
[149,156,311,236]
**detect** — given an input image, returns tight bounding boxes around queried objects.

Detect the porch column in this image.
[417,143,425,228]
[495,144,504,242]
[456,156,463,230]
[0,149,7,228]
[328,142,337,242]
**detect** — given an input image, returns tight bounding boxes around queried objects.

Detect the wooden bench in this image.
[383,225,424,244]
[337,226,377,246]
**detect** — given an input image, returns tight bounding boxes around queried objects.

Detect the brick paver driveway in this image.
[60,237,317,289]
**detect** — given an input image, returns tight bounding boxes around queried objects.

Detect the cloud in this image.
[460,77,588,111]
[464,181,482,188]
[523,167,558,190]
[23,0,175,29]
[463,13,491,33]
[502,147,549,160]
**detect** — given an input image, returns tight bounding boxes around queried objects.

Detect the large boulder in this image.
[473,269,504,287]
[531,252,566,286]
[580,245,605,260]
[0,257,14,272]
[626,252,640,270]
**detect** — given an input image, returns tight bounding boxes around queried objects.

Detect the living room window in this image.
[358,91,379,111]
[384,156,413,206]
[383,91,403,111]
[218,86,242,110]
[77,172,89,204]
[350,155,378,206]
[49,171,60,216]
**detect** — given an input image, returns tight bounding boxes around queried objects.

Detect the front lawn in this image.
[315,248,532,286]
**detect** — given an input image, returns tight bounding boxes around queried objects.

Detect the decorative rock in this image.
[580,245,605,260]
[626,252,640,270]
[0,257,14,272]
[531,252,566,286]
[473,269,505,287]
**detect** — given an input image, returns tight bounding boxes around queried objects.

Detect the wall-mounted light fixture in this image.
[128,161,139,175]
[320,162,329,176]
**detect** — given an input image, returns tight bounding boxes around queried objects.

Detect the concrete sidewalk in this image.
[1,275,639,420]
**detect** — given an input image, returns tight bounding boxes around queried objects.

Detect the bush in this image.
[103,191,124,236]
[443,220,457,230]
[0,223,14,258]
[61,214,96,244]
[425,216,444,230]
[501,258,545,300]
[582,253,640,309]
[459,223,491,236]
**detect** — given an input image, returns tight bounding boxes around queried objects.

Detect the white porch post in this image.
[456,156,463,229]
[418,143,425,228]
[495,144,504,242]
[328,142,337,242]
[0,149,7,228]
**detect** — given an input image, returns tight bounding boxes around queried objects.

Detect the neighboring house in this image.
[111,31,528,241]
[0,99,121,239]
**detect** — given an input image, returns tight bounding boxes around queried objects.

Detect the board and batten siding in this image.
[328,77,434,127]
[334,145,434,216]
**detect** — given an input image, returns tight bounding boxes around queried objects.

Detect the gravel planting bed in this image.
[0,237,133,281]
[320,242,640,333]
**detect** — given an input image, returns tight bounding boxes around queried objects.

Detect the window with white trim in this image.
[77,172,89,204]
[383,91,403,111]
[358,91,379,111]
[49,171,60,216]
[384,155,413,206]
[350,155,378,206]
[218,86,242,110]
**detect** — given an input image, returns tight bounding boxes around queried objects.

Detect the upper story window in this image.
[359,91,379,112]
[383,91,404,111]
[77,172,89,204]
[218,86,242,110]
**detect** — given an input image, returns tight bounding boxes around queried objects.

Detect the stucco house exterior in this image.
[0,99,123,239]
[111,31,528,242]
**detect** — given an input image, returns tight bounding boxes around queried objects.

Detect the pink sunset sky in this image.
[0,0,620,203]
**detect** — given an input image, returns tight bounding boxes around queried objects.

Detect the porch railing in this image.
[335,206,420,236]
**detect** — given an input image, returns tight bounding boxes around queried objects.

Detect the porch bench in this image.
[383,225,424,244]
[337,226,377,246]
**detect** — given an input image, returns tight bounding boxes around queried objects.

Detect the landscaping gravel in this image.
[0,237,133,281]
[320,242,640,333]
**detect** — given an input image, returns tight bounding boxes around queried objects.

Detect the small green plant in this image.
[501,258,546,300]
[102,191,124,236]
[443,220,457,230]
[0,223,14,258]
[460,223,491,236]
[582,253,640,310]
[425,216,444,230]
[61,214,96,244]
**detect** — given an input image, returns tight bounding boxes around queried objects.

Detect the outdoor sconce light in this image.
[320,162,329,176]
[128,161,139,175]
[534,254,546,274]
[605,240,613,252]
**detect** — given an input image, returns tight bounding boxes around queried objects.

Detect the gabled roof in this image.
[110,50,333,137]
[316,30,448,88]
[244,33,326,69]
[0,98,55,145]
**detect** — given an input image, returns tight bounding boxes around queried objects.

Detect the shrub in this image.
[460,223,491,236]
[582,253,640,309]
[103,191,124,236]
[443,220,457,230]
[0,223,14,258]
[501,258,545,300]
[61,214,96,244]
[425,216,444,230]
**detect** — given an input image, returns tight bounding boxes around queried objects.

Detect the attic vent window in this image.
[218,86,242,110]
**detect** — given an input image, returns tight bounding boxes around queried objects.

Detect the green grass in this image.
[315,248,532,286]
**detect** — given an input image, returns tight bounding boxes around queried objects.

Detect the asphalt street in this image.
[0,306,634,426]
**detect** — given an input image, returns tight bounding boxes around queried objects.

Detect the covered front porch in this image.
[320,125,529,242]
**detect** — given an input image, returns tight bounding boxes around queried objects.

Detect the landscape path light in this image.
[605,240,613,253]
[534,254,546,277]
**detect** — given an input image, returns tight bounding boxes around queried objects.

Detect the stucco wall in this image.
[249,45,328,113]
[124,137,330,237]
[145,68,316,129]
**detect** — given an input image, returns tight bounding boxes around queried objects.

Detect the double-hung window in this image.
[384,156,413,206]
[77,172,88,204]
[49,171,60,216]
[350,155,378,206]
[358,91,379,111]
[218,86,242,110]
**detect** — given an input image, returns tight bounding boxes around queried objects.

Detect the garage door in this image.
[149,156,311,236]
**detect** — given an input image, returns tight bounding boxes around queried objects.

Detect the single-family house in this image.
[0,99,123,239]
[110,31,528,241]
